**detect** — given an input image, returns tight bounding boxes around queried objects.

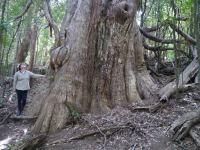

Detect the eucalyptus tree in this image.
[31,0,157,133]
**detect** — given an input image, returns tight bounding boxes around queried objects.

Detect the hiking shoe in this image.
[16,111,21,116]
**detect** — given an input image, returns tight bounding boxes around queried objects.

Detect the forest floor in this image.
[0,74,200,150]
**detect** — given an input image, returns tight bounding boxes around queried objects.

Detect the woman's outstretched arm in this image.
[27,71,45,78]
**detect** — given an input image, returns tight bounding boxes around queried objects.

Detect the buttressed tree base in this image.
[32,0,157,134]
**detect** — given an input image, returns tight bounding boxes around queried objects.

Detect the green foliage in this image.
[67,104,81,123]
[0,97,4,108]
[50,0,66,23]
[7,143,15,150]
[167,51,175,61]
[70,110,81,121]
[142,0,195,62]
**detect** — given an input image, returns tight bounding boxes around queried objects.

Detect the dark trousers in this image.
[16,90,28,114]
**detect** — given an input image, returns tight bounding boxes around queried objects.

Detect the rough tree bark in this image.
[32,0,157,134]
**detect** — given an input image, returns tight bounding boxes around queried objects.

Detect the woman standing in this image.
[12,63,45,116]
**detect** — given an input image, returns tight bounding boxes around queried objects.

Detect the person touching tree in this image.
[10,63,45,116]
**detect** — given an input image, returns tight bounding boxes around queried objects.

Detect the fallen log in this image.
[159,57,199,101]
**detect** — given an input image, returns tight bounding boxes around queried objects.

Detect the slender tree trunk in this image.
[0,0,7,76]
[32,0,157,134]
[11,31,21,75]
[16,26,32,63]
[195,0,200,83]
[28,22,38,71]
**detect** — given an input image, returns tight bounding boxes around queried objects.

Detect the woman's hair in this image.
[18,63,27,70]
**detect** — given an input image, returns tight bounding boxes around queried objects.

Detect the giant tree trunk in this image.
[32,0,157,134]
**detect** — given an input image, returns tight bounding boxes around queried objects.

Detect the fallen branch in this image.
[159,57,199,102]
[128,102,166,113]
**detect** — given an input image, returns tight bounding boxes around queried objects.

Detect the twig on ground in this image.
[10,115,37,120]
[0,112,13,125]
[93,124,107,150]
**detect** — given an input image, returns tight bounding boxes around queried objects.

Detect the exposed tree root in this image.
[189,127,200,148]
[48,125,135,146]
[169,109,200,141]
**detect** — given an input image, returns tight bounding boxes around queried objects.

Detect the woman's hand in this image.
[8,93,15,103]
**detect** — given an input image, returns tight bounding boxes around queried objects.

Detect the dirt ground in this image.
[0,75,200,150]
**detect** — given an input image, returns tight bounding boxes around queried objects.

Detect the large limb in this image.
[141,21,196,45]
[14,0,33,21]
[169,23,196,45]
[140,27,182,44]
[143,43,174,51]
[43,0,60,46]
